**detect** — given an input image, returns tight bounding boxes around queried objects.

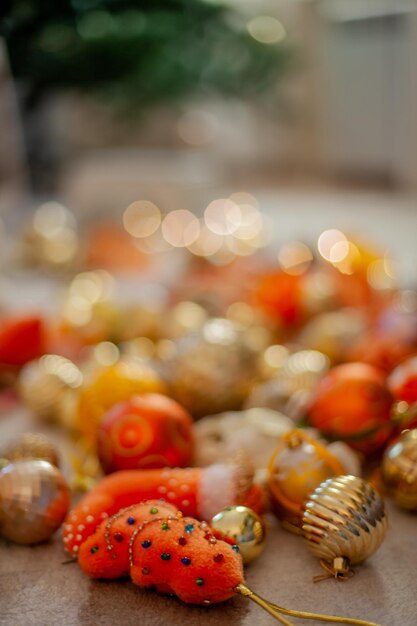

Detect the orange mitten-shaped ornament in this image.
[63,462,258,557]
[79,501,244,605]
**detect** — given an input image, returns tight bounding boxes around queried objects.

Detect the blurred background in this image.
[1,0,417,283]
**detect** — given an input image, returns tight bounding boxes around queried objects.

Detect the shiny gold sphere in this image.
[382,429,417,510]
[210,505,266,564]
[0,459,70,544]
[19,354,83,423]
[2,432,59,467]
[302,475,387,578]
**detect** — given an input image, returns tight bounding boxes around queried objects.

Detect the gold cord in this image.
[234,584,382,626]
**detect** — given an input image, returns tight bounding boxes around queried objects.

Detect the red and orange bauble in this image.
[346,331,414,374]
[252,270,304,328]
[74,356,166,446]
[0,314,46,369]
[308,362,393,455]
[388,355,417,433]
[97,393,194,472]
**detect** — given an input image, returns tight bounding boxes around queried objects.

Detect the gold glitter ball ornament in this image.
[164,318,258,419]
[382,429,417,510]
[302,475,387,579]
[210,505,266,564]
[2,432,59,467]
[0,459,70,544]
[19,354,83,423]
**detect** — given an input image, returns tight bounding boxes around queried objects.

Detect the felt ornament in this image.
[63,462,261,557]
[73,500,381,625]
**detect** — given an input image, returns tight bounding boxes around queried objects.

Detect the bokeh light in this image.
[317,229,347,261]
[161,210,200,247]
[33,202,75,236]
[123,201,161,238]
[247,16,286,45]
[92,341,120,366]
[278,241,313,275]
[204,199,241,235]
[177,109,218,146]
[186,223,224,257]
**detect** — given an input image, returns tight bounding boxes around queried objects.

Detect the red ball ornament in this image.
[388,355,417,404]
[388,355,417,433]
[0,315,45,368]
[97,393,194,473]
[346,332,414,374]
[308,362,393,455]
[253,270,304,327]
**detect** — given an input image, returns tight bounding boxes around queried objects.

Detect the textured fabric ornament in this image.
[63,462,258,557]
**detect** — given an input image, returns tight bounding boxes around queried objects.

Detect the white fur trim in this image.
[197,464,236,520]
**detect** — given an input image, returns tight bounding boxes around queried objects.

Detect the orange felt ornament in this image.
[63,462,258,557]
[78,501,244,605]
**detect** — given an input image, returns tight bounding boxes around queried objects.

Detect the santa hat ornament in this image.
[63,461,261,557]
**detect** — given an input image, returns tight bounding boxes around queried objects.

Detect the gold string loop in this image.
[234,583,382,626]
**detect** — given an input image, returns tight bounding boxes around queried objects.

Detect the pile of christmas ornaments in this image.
[0,211,417,622]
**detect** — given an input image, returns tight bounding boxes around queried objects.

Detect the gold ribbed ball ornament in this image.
[302,475,387,579]
[210,505,266,564]
[0,459,70,544]
[2,432,59,467]
[382,429,417,510]
[19,354,83,423]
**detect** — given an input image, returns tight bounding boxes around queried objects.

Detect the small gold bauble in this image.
[2,432,59,467]
[302,475,387,578]
[19,354,83,423]
[382,429,417,510]
[210,505,265,564]
[0,459,70,544]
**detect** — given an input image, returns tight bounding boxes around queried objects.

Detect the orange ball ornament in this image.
[388,355,417,404]
[75,357,167,447]
[97,393,194,472]
[308,362,393,455]
[253,270,304,327]
[346,332,414,374]
[0,315,46,368]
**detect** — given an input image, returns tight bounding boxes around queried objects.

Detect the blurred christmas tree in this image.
[1,0,290,111]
